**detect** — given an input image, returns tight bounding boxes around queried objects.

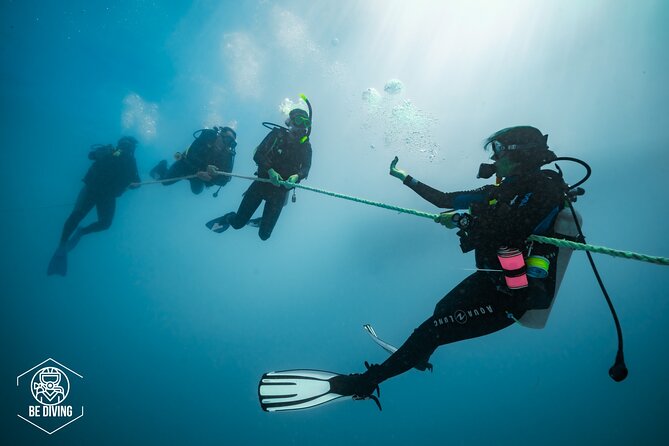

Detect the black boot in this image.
[150,160,168,180]
[328,362,384,410]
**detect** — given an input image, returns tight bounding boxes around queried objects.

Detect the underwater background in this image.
[2,0,668,444]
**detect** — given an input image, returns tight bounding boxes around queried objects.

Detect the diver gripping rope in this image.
[133,169,669,266]
[214,171,669,265]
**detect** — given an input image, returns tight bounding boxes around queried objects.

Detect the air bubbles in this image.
[360,80,439,161]
[383,78,404,95]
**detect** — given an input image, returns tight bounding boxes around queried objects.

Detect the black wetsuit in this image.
[367,170,567,384]
[159,130,235,194]
[227,128,312,240]
[60,146,140,245]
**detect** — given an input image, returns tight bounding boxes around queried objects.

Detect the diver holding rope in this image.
[205,96,313,240]
[257,126,628,412]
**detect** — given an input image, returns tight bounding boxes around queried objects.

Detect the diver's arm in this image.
[128,159,141,189]
[404,178,491,209]
[390,156,488,209]
[211,152,233,186]
[253,130,280,176]
[296,143,312,181]
[403,175,455,207]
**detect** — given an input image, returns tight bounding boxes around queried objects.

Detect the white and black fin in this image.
[363,324,433,372]
[258,370,345,412]
[363,324,398,355]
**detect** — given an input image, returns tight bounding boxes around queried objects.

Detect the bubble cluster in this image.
[360,80,439,161]
[222,32,263,98]
[121,93,158,140]
[361,87,382,109]
[279,97,307,117]
[383,78,404,95]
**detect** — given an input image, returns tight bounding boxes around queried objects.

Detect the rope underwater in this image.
[136,169,669,266]
[133,174,198,185]
[209,171,438,219]
[527,235,669,266]
[0,174,199,214]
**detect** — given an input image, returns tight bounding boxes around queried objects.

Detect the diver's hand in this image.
[283,174,299,188]
[268,168,283,186]
[206,164,220,175]
[389,156,408,182]
[435,211,458,229]
[196,171,212,182]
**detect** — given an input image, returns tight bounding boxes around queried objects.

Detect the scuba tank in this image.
[518,206,582,329]
[511,155,627,381]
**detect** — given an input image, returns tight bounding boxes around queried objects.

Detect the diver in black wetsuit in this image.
[150,126,237,195]
[207,109,312,240]
[47,136,141,276]
[329,126,574,401]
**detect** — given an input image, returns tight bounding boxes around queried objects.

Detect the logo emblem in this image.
[454,310,468,324]
[31,367,70,406]
[16,358,84,435]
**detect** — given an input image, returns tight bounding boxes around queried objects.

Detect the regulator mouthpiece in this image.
[477,163,497,179]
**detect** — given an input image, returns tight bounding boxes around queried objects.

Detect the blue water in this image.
[2,1,668,445]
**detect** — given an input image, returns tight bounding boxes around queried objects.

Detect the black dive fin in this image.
[205,213,234,233]
[246,217,262,228]
[47,247,67,277]
[150,160,167,180]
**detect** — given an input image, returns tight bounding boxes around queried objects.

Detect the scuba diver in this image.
[258,126,585,411]
[150,126,237,195]
[206,106,312,241]
[47,136,141,276]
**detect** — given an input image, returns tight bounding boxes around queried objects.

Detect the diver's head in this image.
[478,126,556,178]
[285,108,311,134]
[218,126,237,149]
[117,136,138,154]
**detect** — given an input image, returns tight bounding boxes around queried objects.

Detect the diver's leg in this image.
[79,195,116,235]
[189,179,205,195]
[60,186,96,245]
[257,187,288,240]
[228,181,265,229]
[160,159,191,186]
[368,272,527,384]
